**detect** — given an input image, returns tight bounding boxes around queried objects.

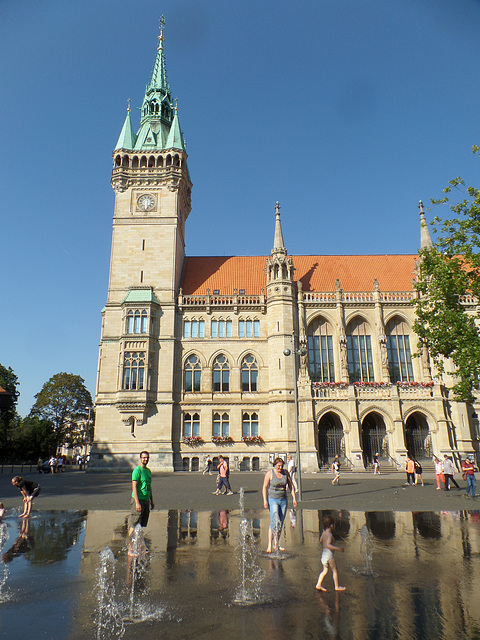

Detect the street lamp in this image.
[283,332,307,501]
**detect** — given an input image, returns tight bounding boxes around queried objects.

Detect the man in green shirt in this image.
[129,451,154,532]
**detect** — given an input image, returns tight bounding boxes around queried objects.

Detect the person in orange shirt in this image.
[405,455,415,485]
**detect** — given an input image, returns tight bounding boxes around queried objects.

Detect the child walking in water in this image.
[316,515,346,592]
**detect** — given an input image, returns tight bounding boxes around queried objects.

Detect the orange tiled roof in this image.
[181,255,417,294]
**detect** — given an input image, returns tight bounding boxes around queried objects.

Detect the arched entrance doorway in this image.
[317,412,344,467]
[405,413,431,459]
[361,412,387,467]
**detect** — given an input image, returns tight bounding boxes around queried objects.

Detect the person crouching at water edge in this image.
[11,476,41,518]
[262,457,297,553]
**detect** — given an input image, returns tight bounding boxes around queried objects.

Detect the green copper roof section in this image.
[165,109,186,151]
[138,19,174,134]
[123,288,160,305]
[114,108,137,151]
[147,20,169,95]
[114,18,188,154]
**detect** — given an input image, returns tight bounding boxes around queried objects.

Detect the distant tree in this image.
[0,363,20,456]
[414,146,480,402]
[30,373,93,450]
[9,416,57,460]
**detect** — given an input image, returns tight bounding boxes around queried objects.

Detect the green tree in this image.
[0,363,20,457]
[9,416,57,460]
[414,146,480,402]
[30,373,93,450]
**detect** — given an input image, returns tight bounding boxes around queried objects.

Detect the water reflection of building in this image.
[92,24,478,474]
[75,508,480,639]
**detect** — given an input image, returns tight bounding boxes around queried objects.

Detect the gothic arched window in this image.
[184,355,201,392]
[126,310,148,334]
[213,412,229,437]
[241,355,258,392]
[123,351,145,390]
[183,412,200,437]
[308,318,335,382]
[183,318,205,338]
[242,412,259,438]
[386,317,414,382]
[346,318,374,382]
[239,319,260,338]
[213,355,230,392]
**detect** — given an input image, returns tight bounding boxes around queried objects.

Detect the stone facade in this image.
[91,29,479,472]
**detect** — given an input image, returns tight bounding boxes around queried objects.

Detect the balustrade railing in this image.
[312,382,435,400]
[178,292,266,309]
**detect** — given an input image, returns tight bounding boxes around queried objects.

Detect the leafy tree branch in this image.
[414,146,480,402]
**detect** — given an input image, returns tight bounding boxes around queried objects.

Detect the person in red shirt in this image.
[213,455,233,495]
[462,457,477,498]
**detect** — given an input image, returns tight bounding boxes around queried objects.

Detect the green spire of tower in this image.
[146,15,170,96]
[139,17,172,128]
[129,17,186,152]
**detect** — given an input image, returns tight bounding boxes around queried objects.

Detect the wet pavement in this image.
[0,469,474,513]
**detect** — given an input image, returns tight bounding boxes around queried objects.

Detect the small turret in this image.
[419,200,433,249]
[272,201,287,256]
[114,101,137,151]
[266,202,294,287]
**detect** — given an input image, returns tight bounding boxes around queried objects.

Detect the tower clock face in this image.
[137,194,156,211]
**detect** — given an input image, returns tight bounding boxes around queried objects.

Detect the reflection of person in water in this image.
[2,518,34,563]
[316,591,342,639]
[218,509,228,532]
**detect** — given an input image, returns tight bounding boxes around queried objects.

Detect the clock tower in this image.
[92,19,192,470]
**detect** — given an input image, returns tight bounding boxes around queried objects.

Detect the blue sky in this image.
[2,0,480,417]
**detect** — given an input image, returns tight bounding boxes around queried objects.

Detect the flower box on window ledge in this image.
[396,381,434,388]
[312,381,348,389]
[211,436,234,445]
[182,436,204,446]
[353,381,391,388]
[241,435,264,444]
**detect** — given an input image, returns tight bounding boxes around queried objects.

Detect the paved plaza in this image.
[0,469,475,513]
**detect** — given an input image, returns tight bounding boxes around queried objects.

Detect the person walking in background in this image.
[203,455,212,475]
[263,457,297,553]
[129,451,154,533]
[373,452,380,475]
[11,476,41,518]
[287,455,298,492]
[414,459,424,486]
[213,455,233,495]
[315,515,346,592]
[462,456,477,498]
[331,455,341,485]
[405,455,415,485]
[443,454,460,490]
[434,456,444,490]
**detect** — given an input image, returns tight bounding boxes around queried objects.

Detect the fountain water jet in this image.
[124,524,149,622]
[0,522,10,602]
[95,547,125,640]
[233,487,265,605]
[358,524,377,577]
